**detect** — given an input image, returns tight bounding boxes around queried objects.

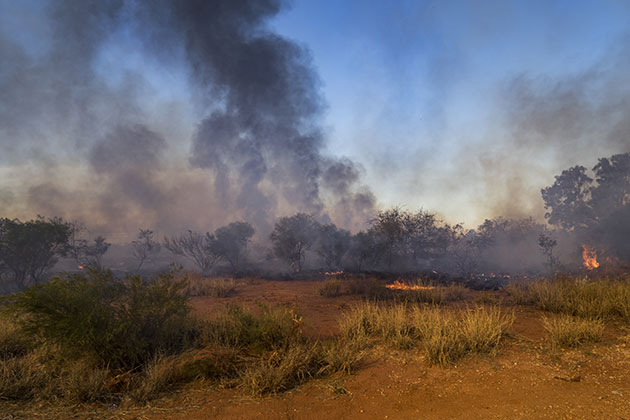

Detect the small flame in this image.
[325,270,344,276]
[385,280,435,291]
[77,265,84,270]
[581,244,599,270]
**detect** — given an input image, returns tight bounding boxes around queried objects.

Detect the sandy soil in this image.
[3,278,630,420]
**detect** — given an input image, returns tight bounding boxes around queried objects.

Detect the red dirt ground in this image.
[4,278,630,420]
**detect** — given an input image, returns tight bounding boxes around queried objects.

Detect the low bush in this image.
[2,268,196,369]
[542,314,604,348]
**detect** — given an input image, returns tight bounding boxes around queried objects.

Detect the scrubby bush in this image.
[0,278,366,404]
[2,268,195,369]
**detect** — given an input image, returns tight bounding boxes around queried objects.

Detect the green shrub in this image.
[2,268,195,369]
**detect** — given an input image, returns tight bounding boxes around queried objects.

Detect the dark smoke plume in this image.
[0,0,374,239]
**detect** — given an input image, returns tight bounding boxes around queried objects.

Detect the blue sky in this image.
[1,0,629,236]
[270,0,630,222]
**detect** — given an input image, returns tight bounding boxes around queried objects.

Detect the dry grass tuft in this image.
[130,354,183,403]
[238,342,323,396]
[0,352,49,401]
[508,276,630,320]
[0,315,32,359]
[319,279,342,297]
[400,283,467,305]
[542,314,604,348]
[339,302,513,366]
[184,274,236,297]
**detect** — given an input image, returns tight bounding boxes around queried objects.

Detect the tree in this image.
[210,222,255,272]
[368,208,456,270]
[65,222,111,270]
[541,153,630,262]
[541,165,594,230]
[132,229,161,271]
[270,213,319,272]
[347,230,380,271]
[369,208,406,269]
[0,216,71,290]
[82,236,111,270]
[315,224,351,270]
[164,230,217,274]
[591,153,630,217]
[449,227,481,276]
[538,232,559,271]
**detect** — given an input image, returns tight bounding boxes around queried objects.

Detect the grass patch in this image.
[199,303,303,351]
[0,315,32,359]
[399,283,467,305]
[542,314,604,348]
[346,277,391,299]
[183,274,236,297]
[239,342,323,396]
[339,302,513,366]
[508,276,630,320]
[319,279,342,297]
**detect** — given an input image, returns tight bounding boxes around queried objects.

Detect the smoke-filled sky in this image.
[1,0,629,241]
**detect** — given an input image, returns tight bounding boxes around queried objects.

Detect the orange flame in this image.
[581,244,599,270]
[77,265,84,270]
[324,270,344,276]
[385,280,435,291]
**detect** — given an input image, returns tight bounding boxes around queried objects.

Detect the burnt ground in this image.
[3,277,630,420]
